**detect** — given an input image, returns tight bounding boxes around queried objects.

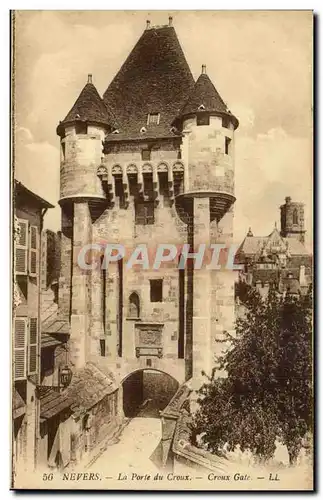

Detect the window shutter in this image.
[29,226,38,277]
[28,318,38,375]
[15,219,28,275]
[14,318,27,380]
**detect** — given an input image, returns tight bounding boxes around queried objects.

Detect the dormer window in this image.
[140,126,147,134]
[198,104,205,111]
[222,116,230,129]
[197,114,210,126]
[112,129,120,134]
[147,113,160,125]
[75,122,87,134]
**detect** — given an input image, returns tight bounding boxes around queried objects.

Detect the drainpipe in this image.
[34,207,48,469]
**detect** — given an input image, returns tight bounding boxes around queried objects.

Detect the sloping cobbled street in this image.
[89,416,161,478]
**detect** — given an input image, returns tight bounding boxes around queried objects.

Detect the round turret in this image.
[57,74,116,204]
[175,65,239,222]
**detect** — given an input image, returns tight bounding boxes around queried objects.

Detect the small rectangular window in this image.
[150,279,163,302]
[15,219,28,275]
[146,359,152,367]
[197,114,210,126]
[141,149,151,161]
[222,117,230,129]
[135,201,155,225]
[75,122,87,135]
[61,141,66,161]
[147,113,160,125]
[225,136,232,155]
[100,339,106,357]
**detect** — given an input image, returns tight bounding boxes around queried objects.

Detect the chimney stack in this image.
[202,64,206,74]
[169,16,173,27]
[146,20,151,29]
[299,265,306,286]
[87,74,92,84]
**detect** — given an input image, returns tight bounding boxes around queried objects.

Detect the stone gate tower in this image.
[57,18,239,387]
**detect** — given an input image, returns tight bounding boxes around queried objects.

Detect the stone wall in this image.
[183,116,234,195]
[60,126,106,201]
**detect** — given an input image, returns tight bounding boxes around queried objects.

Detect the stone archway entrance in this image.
[122,369,179,418]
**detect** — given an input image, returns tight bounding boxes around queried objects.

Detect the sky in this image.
[13,10,313,247]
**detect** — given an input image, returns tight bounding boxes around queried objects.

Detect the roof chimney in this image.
[87,74,92,84]
[169,16,173,27]
[202,64,206,74]
[285,196,291,204]
[146,20,151,29]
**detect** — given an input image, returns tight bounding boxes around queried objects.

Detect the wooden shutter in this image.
[29,226,38,277]
[15,219,28,275]
[14,318,27,380]
[28,318,38,375]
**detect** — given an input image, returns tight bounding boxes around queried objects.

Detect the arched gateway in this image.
[122,369,179,418]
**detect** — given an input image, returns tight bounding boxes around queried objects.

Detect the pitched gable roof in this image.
[66,362,117,417]
[262,227,288,254]
[236,235,266,259]
[58,78,116,135]
[103,25,195,141]
[15,180,54,209]
[237,227,309,261]
[179,71,239,128]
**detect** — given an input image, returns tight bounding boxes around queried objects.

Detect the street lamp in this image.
[59,365,72,388]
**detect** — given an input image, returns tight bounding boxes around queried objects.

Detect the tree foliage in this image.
[192,282,313,464]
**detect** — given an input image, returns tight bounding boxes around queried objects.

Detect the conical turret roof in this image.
[103,22,195,141]
[179,69,238,128]
[57,75,116,135]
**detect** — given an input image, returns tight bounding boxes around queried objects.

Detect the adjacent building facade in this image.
[13,180,54,479]
[14,17,241,475]
[235,196,312,298]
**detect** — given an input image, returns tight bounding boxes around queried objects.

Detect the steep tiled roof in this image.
[172,413,229,472]
[42,316,70,335]
[39,387,73,419]
[41,287,70,336]
[236,236,266,259]
[58,78,116,134]
[237,232,309,260]
[179,72,239,128]
[41,333,66,348]
[103,25,195,141]
[286,238,310,255]
[15,180,54,209]
[13,389,25,411]
[66,362,117,417]
[160,383,191,419]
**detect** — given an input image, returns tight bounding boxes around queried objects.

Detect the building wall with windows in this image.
[13,181,53,479]
[235,198,312,300]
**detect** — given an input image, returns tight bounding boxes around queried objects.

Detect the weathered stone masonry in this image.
[56,19,240,401]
